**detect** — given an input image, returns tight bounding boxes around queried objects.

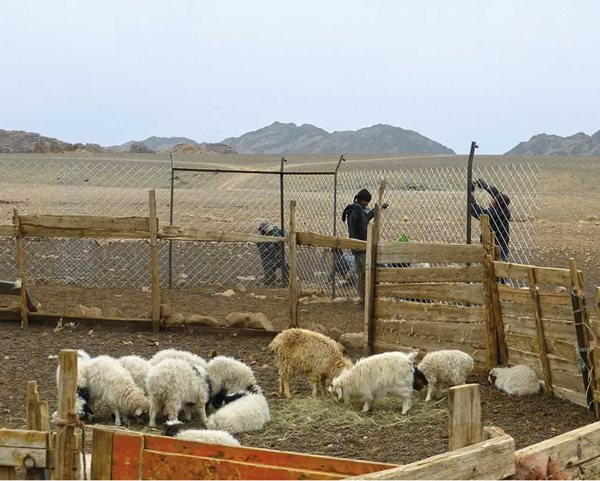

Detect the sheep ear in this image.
[407,351,418,362]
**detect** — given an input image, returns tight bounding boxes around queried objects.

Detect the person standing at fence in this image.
[470,178,511,262]
[342,189,388,304]
[256,220,288,287]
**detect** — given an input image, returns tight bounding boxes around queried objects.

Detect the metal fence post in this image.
[466,141,478,244]
[331,154,345,298]
[168,152,175,289]
[279,157,287,287]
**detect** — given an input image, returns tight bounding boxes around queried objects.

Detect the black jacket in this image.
[342,202,375,253]
[470,185,511,259]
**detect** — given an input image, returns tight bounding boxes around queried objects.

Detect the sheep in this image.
[149,348,208,370]
[164,420,240,446]
[329,351,425,413]
[269,328,353,398]
[417,350,475,401]
[206,356,257,408]
[146,358,210,428]
[118,355,151,392]
[82,355,148,426]
[488,364,540,396]
[206,386,270,433]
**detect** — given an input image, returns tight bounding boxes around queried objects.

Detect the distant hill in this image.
[222,122,455,155]
[0,129,102,153]
[108,136,235,154]
[505,131,600,156]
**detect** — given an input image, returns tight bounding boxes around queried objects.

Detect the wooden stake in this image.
[55,350,79,480]
[25,380,50,480]
[13,209,28,328]
[449,383,481,450]
[288,200,298,328]
[364,223,376,355]
[595,287,600,419]
[149,190,160,333]
[91,427,114,480]
[527,267,553,394]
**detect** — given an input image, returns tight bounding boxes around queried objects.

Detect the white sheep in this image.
[206,386,270,434]
[269,328,353,398]
[164,420,240,446]
[149,348,208,370]
[489,364,540,396]
[206,356,257,408]
[118,355,151,392]
[146,358,210,428]
[417,350,475,401]
[82,355,148,426]
[329,351,425,413]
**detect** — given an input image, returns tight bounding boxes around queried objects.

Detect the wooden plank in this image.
[515,421,600,472]
[0,447,47,468]
[486,256,508,365]
[502,315,576,343]
[0,466,17,479]
[376,265,483,284]
[347,435,515,480]
[149,190,160,334]
[160,225,286,244]
[553,385,588,407]
[91,428,114,480]
[111,431,143,480]
[142,435,396,477]
[377,242,484,265]
[527,268,553,394]
[25,381,49,481]
[493,261,574,286]
[504,332,578,363]
[20,225,151,239]
[296,231,367,251]
[498,286,573,306]
[500,301,576,322]
[481,255,498,369]
[288,201,298,328]
[13,210,28,328]
[0,225,17,236]
[365,223,376,355]
[376,318,486,346]
[19,214,150,230]
[375,299,486,323]
[0,429,47,448]
[377,283,484,305]
[448,384,481,451]
[481,426,506,441]
[29,312,150,325]
[55,350,79,480]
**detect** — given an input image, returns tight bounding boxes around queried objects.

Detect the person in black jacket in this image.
[342,189,388,303]
[257,220,288,286]
[470,178,511,262]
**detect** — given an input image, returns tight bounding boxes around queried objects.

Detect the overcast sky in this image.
[2,0,599,154]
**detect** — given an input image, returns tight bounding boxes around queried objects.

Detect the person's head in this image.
[354,188,372,207]
[491,193,510,210]
[258,219,272,234]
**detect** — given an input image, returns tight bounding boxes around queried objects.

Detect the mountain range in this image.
[505,131,600,156]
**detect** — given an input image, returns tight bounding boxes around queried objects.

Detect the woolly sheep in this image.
[206,356,257,408]
[206,386,270,433]
[489,364,540,396]
[329,351,425,413]
[417,350,474,401]
[146,358,210,427]
[269,328,353,398]
[164,420,240,446]
[82,355,149,426]
[149,349,208,370]
[118,355,151,392]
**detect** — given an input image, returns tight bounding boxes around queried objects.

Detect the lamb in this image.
[206,356,257,408]
[146,358,210,427]
[488,364,540,396]
[82,355,149,426]
[149,348,208,370]
[269,328,353,398]
[329,351,426,413]
[206,386,270,433]
[417,350,475,401]
[164,420,240,446]
[118,355,151,392]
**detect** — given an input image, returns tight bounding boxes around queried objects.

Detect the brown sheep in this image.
[269,328,353,398]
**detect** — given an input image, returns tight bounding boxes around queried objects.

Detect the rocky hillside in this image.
[0,129,102,153]
[108,136,235,154]
[222,122,455,155]
[506,131,600,156]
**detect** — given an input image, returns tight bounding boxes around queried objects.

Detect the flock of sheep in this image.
[55,327,541,448]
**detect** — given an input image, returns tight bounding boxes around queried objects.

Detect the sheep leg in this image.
[425,384,435,402]
[280,372,292,398]
[401,396,411,415]
[183,404,193,421]
[195,402,208,426]
[310,380,319,399]
[148,400,159,427]
[361,398,372,412]
[113,410,122,426]
[164,399,180,424]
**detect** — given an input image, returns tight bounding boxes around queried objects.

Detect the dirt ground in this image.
[0,318,596,465]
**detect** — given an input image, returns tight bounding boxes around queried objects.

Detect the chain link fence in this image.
[0,157,539,299]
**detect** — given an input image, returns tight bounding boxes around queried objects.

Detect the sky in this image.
[1,0,599,154]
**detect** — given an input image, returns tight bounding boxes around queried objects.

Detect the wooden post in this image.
[480,215,498,369]
[527,267,553,394]
[149,190,160,333]
[449,384,481,451]
[288,200,298,328]
[595,287,600,419]
[25,381,50,480]
[55,350,79,480]
[91,427,115,480]
[364,223,376,355]
[13,209,28,328]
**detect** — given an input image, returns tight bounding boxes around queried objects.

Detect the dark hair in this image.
[413,367,428,391]
[355,188,372,203]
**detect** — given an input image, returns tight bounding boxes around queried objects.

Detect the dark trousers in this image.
[354,252,366,301]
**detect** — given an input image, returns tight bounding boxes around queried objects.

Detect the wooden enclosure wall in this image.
[368,240,490,371]
[492,260,595,407]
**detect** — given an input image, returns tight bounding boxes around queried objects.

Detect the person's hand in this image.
[476,178,489,190]
[470,181,476,192]
[381,202,389,209]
